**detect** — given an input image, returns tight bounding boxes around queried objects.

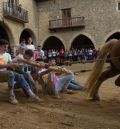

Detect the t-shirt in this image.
[13,54,32,74]
[16,44,27,50]
[45,72,59,95]
[0,52,12,71]
[50,73,59,86]
[13,54,24,60]
[26,44,35,51]
[39,50,44,57]
[35,52,41,60]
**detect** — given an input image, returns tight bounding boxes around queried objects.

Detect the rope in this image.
[70,56,120,64]
[94,56,120,62]
[34,56,120,66]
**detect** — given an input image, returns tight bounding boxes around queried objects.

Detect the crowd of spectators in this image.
[15,37,99,65]
[44,48,99,64]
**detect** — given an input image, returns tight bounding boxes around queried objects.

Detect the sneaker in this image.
[53,95,61,99]
[29,95,43,102]
[54,92,61,99]
[66,89,73,94]
[9,95,18,105]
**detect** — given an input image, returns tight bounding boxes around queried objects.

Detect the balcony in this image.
[49,16,85,31]
[34,0,50,2]
[3,2,28,23]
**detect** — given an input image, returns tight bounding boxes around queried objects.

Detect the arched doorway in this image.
[20,29,36,44]
[0,25,9,41]
[0,25,13,54]
[106,32,120,42]
[43,36,65,51]
[71,34,94,50]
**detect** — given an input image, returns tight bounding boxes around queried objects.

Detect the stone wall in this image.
[38,0,120,49]
[0,0,38,47]
[1,0,120,49]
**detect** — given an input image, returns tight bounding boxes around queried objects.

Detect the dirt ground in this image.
[0,63,120,129]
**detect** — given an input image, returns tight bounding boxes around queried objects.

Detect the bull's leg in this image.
[88,67,119,101]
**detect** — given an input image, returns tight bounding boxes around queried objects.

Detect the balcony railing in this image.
[3,2,28,23]
[34,0,49,2]
[49,16,85,30]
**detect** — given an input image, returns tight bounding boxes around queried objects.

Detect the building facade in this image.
[0,0,39,51]
[38,0,120,50]
[0,0,120,51]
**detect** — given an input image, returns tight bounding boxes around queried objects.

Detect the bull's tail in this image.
[85,39,117,93]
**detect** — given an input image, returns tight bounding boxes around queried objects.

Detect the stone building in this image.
[38,0,120,50]
[1,0,120,51]
[0,0,39,51]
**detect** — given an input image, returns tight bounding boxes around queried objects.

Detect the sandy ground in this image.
[0,63,120,129]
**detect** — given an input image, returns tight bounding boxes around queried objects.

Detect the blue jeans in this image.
[23,73,33,90]
[14,73,32,92]
[55,74,73,93]
[69,80,84,90]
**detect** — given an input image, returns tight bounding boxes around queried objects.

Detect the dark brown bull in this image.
[85,39,120,101]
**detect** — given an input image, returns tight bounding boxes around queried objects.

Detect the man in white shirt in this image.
[0,39,41,104]
[26,37,35,51]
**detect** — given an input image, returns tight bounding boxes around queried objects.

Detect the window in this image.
[61,8,72,26]
[62,8,71,19]
[117,2,120,10]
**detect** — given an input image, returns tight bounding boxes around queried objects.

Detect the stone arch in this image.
[70,34,95,50]
[105,31,120,42]
[42,36,65,51]
[0,22,14,44]
[20,28,36,45]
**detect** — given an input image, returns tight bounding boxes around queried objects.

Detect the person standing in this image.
[37,45,45,59]
[26,37,35,51]
[16,38,27,50]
